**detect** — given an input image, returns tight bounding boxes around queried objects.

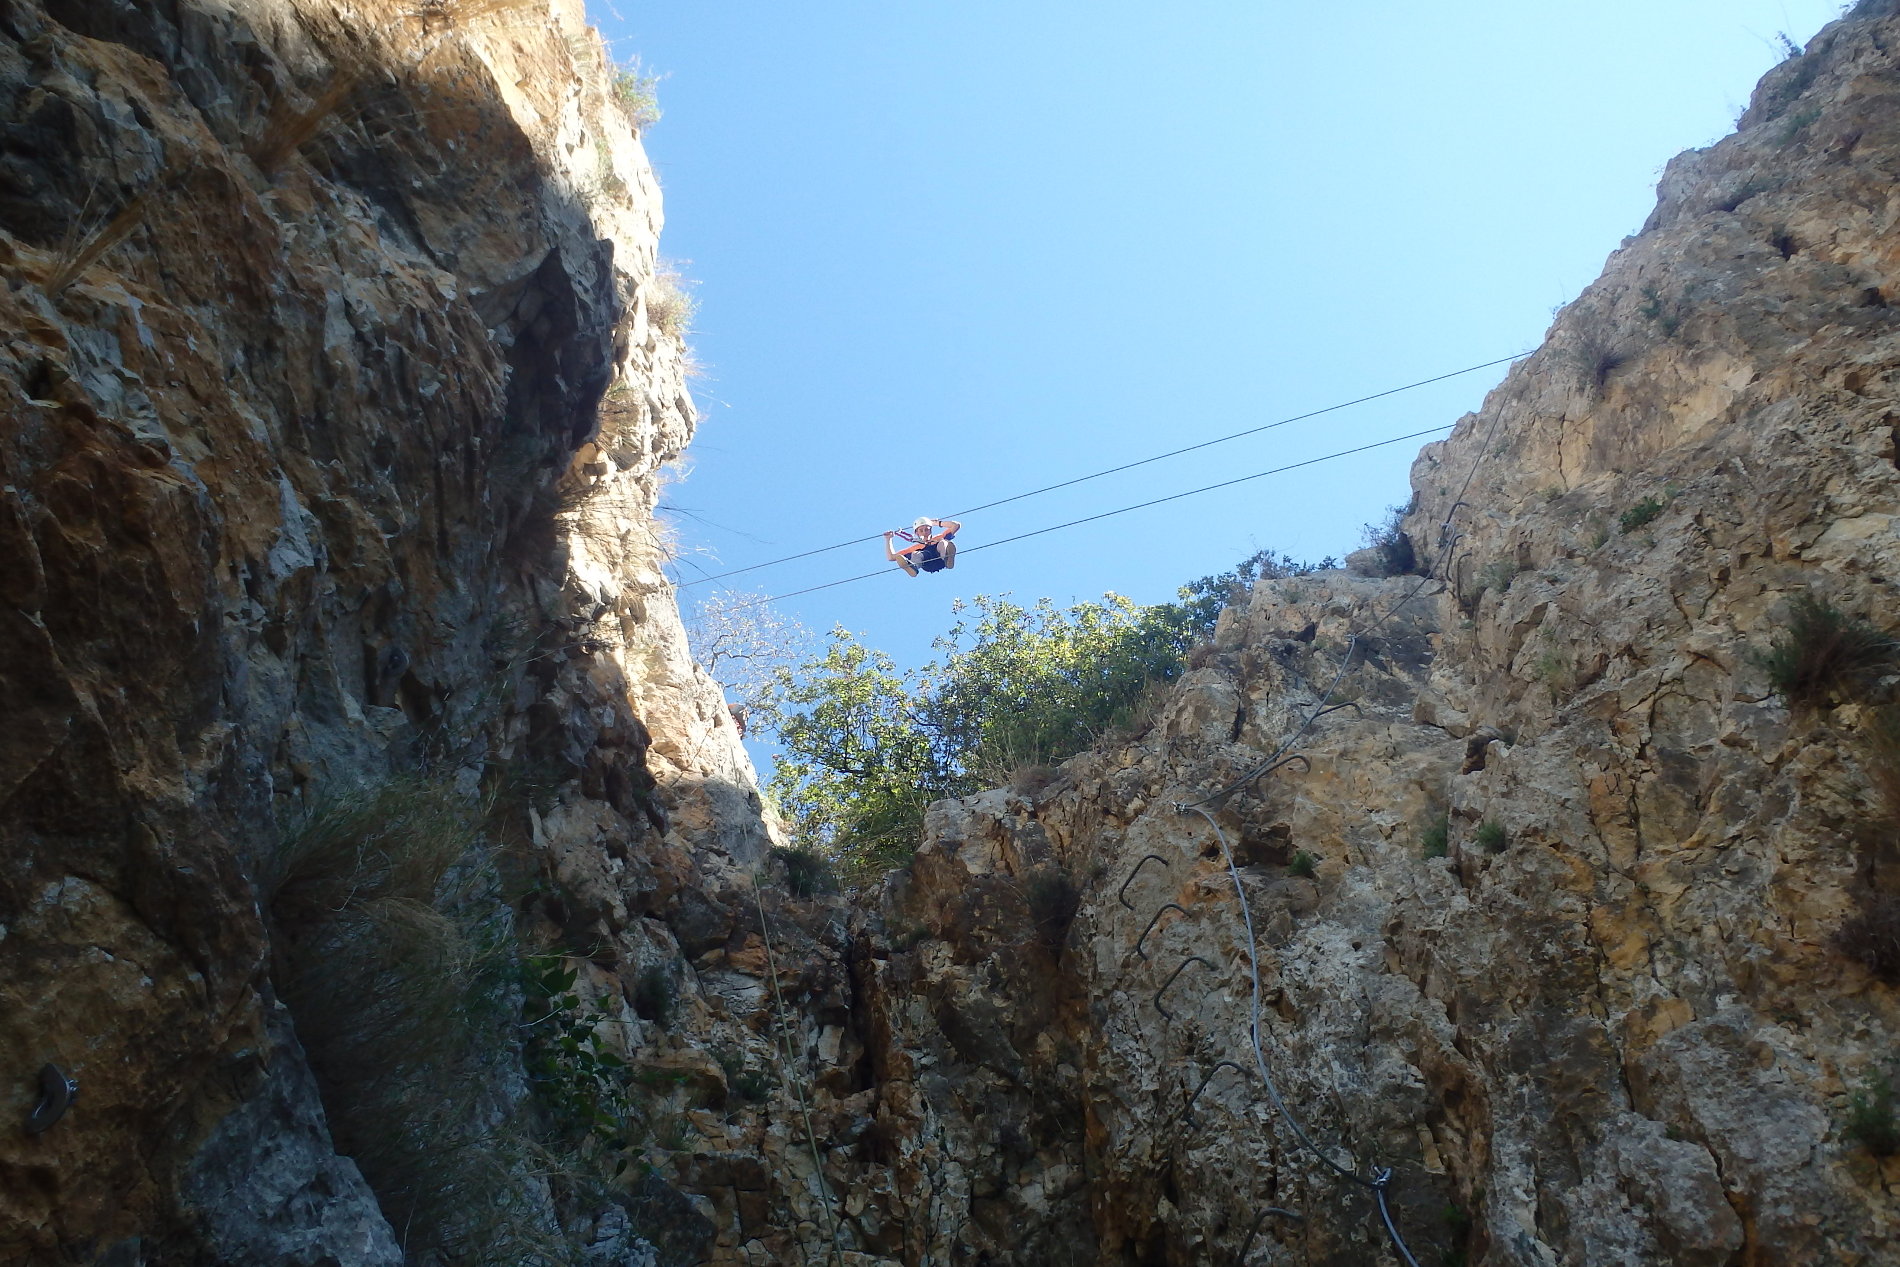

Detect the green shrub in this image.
[266,779,548,1265]
[1360,500,1418,576]
[521,955,639,1170]
[773,845,836,897]
[1758,594,1897,707]
[633,964,678,1028]
[1844,1072,1899,1156]
[1475,820,1507,853]
[611,59,661,132]
[1618,496,1667,533]
[1287,850,1318,878]
[1421,815,1450,859]
[732,1069,774,1103]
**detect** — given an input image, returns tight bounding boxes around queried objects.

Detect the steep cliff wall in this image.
[9,2,1900,1266]
[0,1,782,1262]
[796,4,1900,1264]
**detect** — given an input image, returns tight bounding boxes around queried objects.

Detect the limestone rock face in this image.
[793,3,1900,1263]
[8,0,1900,1264]
[0,0,770,1261]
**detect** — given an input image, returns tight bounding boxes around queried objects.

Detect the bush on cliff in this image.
[265,778,552,1265]
[1758,593,1897,707]
[758,550,1326,881]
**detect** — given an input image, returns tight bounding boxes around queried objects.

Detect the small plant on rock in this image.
[1475,820,1507,853]
[645,266,696,339]
[610,58,662,132]
[1477,558,1521,596]
[1636,284,1684,338]
[1618,496,1667,534]
[1421,815,1450,859]
[1359,501,1418,577]
[1843,1071,1900,1156]
[1287,850,1318,878]
[1758,594,1897,707]
[521,955,637,1170]
[1837,893,1900,983]
[731,1069,773,1103]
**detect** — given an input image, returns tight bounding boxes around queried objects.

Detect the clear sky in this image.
[587,1,1848,680]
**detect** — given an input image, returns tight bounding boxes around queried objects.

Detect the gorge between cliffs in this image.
[4,2,1900,1265]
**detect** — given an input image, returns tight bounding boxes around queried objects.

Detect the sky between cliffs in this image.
[588,0,1847,677]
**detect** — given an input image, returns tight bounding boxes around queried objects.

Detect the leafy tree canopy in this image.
[745,549,1332,882]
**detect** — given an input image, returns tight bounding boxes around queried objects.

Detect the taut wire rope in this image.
[712,423,1457,613]
[674,353,1527,590]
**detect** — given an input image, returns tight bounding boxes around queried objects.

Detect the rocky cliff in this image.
[786,5,1900,1265]
[0,1,780,1262]
[6,1,1900,1266]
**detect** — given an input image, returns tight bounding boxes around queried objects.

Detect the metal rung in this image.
[1234,1206,1304,1266]
[1153,955,1215,1020]
[1136,903,1188,960]
[1182,1060,1244,1128]
[1117,853,1170,910]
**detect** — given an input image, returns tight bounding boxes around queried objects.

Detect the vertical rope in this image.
[751,880,846,1267]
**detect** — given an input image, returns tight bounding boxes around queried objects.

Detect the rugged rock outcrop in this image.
[781,4,1900,1264]
[7,0,1900,1264]
[0,1,779,1262]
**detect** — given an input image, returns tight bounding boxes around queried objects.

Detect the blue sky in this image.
[588,1,1848,680]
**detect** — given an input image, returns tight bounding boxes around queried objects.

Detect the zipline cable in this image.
[714,423,1455,612]
[673,353,1528,589]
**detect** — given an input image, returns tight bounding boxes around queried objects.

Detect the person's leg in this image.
[893,553,919,576]
[940,539,956,568]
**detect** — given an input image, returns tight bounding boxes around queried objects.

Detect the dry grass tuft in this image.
[48,188,155,294]
[250,73,360,175]
[266,778,561,1266]
[645,267,696,339]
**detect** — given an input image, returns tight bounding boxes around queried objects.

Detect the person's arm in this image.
[937,518,962,539]
[885,532,919,574]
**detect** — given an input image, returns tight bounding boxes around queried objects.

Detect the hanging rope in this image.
[1159,401,1512,1262]
[674,353,1527,589]
[751,880,847,1267]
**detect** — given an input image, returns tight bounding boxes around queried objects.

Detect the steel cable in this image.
[710,423,1456,613]
[673,354,1527,590]
[1180,806,1421,1267]
[1160,399,1514,1263]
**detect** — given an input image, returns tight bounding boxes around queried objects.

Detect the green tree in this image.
[759,549,1333,880]
[762,630,957,875]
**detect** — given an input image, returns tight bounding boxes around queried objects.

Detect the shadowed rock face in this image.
[0,0,762,1262]
[6,0,1900,1265]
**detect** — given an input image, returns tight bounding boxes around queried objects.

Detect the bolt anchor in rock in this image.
[25,1063,78,1136]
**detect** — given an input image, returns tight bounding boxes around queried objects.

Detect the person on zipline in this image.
[886,516,961,576]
